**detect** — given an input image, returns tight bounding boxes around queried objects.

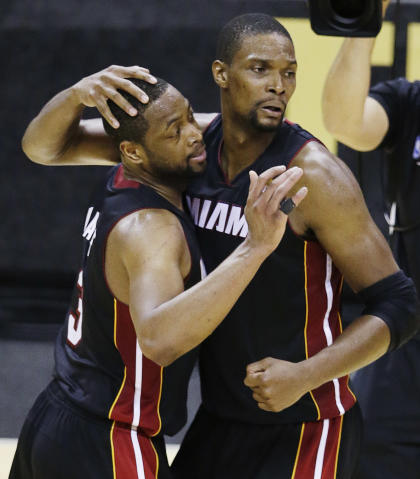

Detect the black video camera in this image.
[308,0,383,37]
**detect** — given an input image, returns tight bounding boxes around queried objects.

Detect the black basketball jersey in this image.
[54,164,202,436]
[186,115,356,424]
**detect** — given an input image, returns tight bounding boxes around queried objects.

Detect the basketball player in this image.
[12,76,307,479]
[21,14,419,479]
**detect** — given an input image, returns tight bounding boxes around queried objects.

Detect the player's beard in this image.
[147,155,206,188]
[248,107,284,132]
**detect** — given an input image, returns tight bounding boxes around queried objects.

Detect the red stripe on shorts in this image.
[292,414,343,479]
[111,423,158,479]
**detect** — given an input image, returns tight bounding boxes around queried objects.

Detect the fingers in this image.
[100,67,156,127]
[246,358,269,375]
[257,402,272,412]
[244,371,262,388]
[108,66,157,106]
[244,357,274,387]
[248,165,286,201]
[246,165,307,223]
[96,97,118,128]
[77,65,158,129]
[277,185,308,215]
[252,390,269,403]
[112,65,157,86]
[290,186,308,209]
[264,167,303,216]
[247,170,259,205]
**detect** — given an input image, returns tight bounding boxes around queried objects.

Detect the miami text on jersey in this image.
[186,195,248,238]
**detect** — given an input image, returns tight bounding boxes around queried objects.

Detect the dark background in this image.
[1,0,419,440]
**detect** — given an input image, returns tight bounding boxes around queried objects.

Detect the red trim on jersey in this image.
[113,164,141,189]
[110,300,162,436]
[284,118,327,150]
[286,137,321,169]
[140,355,163,436]
[292,415,343,479]
[111,423,158,479]
[304,242,356,418]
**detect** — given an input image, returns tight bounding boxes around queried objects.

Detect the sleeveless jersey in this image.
[186,114,357,424]
[54,164,202,436]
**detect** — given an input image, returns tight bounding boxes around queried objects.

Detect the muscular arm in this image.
[22,64,216,166]
[292,145,396,381]
[322,38,388,151]
[106,167,307,366]
[321,1,391,151]
[22,92,119,166]
[107,210,270,366]
[245,142,411,412]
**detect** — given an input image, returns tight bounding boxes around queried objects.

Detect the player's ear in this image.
[119,140,145,165]
[212,60,229,89]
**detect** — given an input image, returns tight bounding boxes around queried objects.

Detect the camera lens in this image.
[330,0,365,18]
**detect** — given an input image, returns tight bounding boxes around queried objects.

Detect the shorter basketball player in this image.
[10,77,307,479]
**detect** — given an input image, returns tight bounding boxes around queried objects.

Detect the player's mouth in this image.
[189,145,207,164]
[260,104,284,118]
[258,98,285,118]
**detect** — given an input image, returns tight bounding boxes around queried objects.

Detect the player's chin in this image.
[187,159,207,176]
[252,113,282,132]
[258,116,282,130]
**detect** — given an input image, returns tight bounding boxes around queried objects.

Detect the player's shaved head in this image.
[216,13,293,65]
[103,78,169,145]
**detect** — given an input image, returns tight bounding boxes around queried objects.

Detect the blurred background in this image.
[1,0,419,475]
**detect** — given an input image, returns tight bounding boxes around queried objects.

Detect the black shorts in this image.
[9,380,171,479]
[172,404,362,479]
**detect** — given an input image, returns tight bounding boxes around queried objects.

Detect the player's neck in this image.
[221,108,276,182]
[148,181,185,210]
[126,169,185,210]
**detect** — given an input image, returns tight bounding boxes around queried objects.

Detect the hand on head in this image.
[72,65,157,128]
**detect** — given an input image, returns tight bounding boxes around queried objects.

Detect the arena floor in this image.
[0,440,16,479]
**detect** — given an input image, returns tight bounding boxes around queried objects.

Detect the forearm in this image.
[322,38,375,140]
[139,240,268,365]
[302,314,390,390]
[22,87,85,164]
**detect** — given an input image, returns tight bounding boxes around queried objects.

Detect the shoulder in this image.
[289,142,365,234]
[110,208,187,256]
[292,141,356,190]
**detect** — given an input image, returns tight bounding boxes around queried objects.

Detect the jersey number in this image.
[67,270,84,347]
